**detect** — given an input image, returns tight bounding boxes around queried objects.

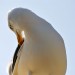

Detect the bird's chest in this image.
[18,41,53,73]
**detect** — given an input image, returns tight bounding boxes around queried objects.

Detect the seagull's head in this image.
[8,8,26,45]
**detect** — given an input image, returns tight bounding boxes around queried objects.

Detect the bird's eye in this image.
[9,24,11,27]
[9,24,13,30]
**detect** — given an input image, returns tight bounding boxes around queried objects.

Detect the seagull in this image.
[8,8,67,75]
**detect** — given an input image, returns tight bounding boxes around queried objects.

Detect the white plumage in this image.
[8,8,67,75]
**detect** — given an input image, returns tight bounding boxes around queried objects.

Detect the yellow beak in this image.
[16,31,25,45]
